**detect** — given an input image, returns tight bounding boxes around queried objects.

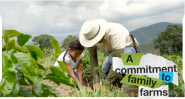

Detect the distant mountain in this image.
[130,22,182,44]
[139,40,154,53]
[139,40,160,55]
[26,22,182,47]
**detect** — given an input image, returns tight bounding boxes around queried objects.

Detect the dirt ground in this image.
[43,80,75,97]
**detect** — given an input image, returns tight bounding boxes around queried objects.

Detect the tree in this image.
[61,35,78,49]
[32,34,54,50]
[154,25,182,57]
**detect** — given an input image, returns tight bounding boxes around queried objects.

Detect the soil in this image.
[42,80,75,97]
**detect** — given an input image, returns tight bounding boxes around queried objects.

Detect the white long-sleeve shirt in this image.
[96,22,139,56]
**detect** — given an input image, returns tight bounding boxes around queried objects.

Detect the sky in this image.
[0,0,184,44]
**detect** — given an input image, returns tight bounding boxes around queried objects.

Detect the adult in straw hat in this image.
[79,19,139,91]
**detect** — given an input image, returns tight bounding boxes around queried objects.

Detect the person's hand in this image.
[86,86,93,92]
[83,86,93,92]
[102,86,107,92]
[94,83,107,92]
[83,86,87,91]
[94,83,101,89]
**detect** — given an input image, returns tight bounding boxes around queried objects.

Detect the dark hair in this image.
[63,40,84,63]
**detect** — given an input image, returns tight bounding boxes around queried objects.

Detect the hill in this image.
[139,40,160,55]
[25,22,182,50]
[130,22,182,44]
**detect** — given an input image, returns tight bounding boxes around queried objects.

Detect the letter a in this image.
[126,55,133,63]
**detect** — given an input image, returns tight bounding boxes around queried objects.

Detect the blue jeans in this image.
[102,46,136,77]
[73,70,85,85]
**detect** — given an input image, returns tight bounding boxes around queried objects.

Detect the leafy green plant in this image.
[44,38,76,88]
[82,50,92,83]
[1,29,53,97]
[71,81,130,97]
[162,54,184,97]
[97,50,106,64]
[42,48,53,57]
[0,29,75,97]
[82,50,106,83]
[94,67,108,79]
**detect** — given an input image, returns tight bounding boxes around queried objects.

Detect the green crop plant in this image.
[162,54,184,97]
[0,29,75,97]
[71,81,130,97]
[81,50,92,85]
[82,50,107,85]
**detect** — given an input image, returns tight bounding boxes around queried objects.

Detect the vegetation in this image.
[32,34,54,50]
[61,35,78,49]
[154,25,182,57]
[162,55,184,97]
[139,24,184,97]
[1,29,75,97]
[81,50,91,83]
[71,81,131,97]
[139,40,159,54]
[1,25,184,97]
[130,22,182,44]
[73,50,137,97]
[82,50,107,85]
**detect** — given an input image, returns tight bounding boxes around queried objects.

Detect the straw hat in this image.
[79,19,107,47]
